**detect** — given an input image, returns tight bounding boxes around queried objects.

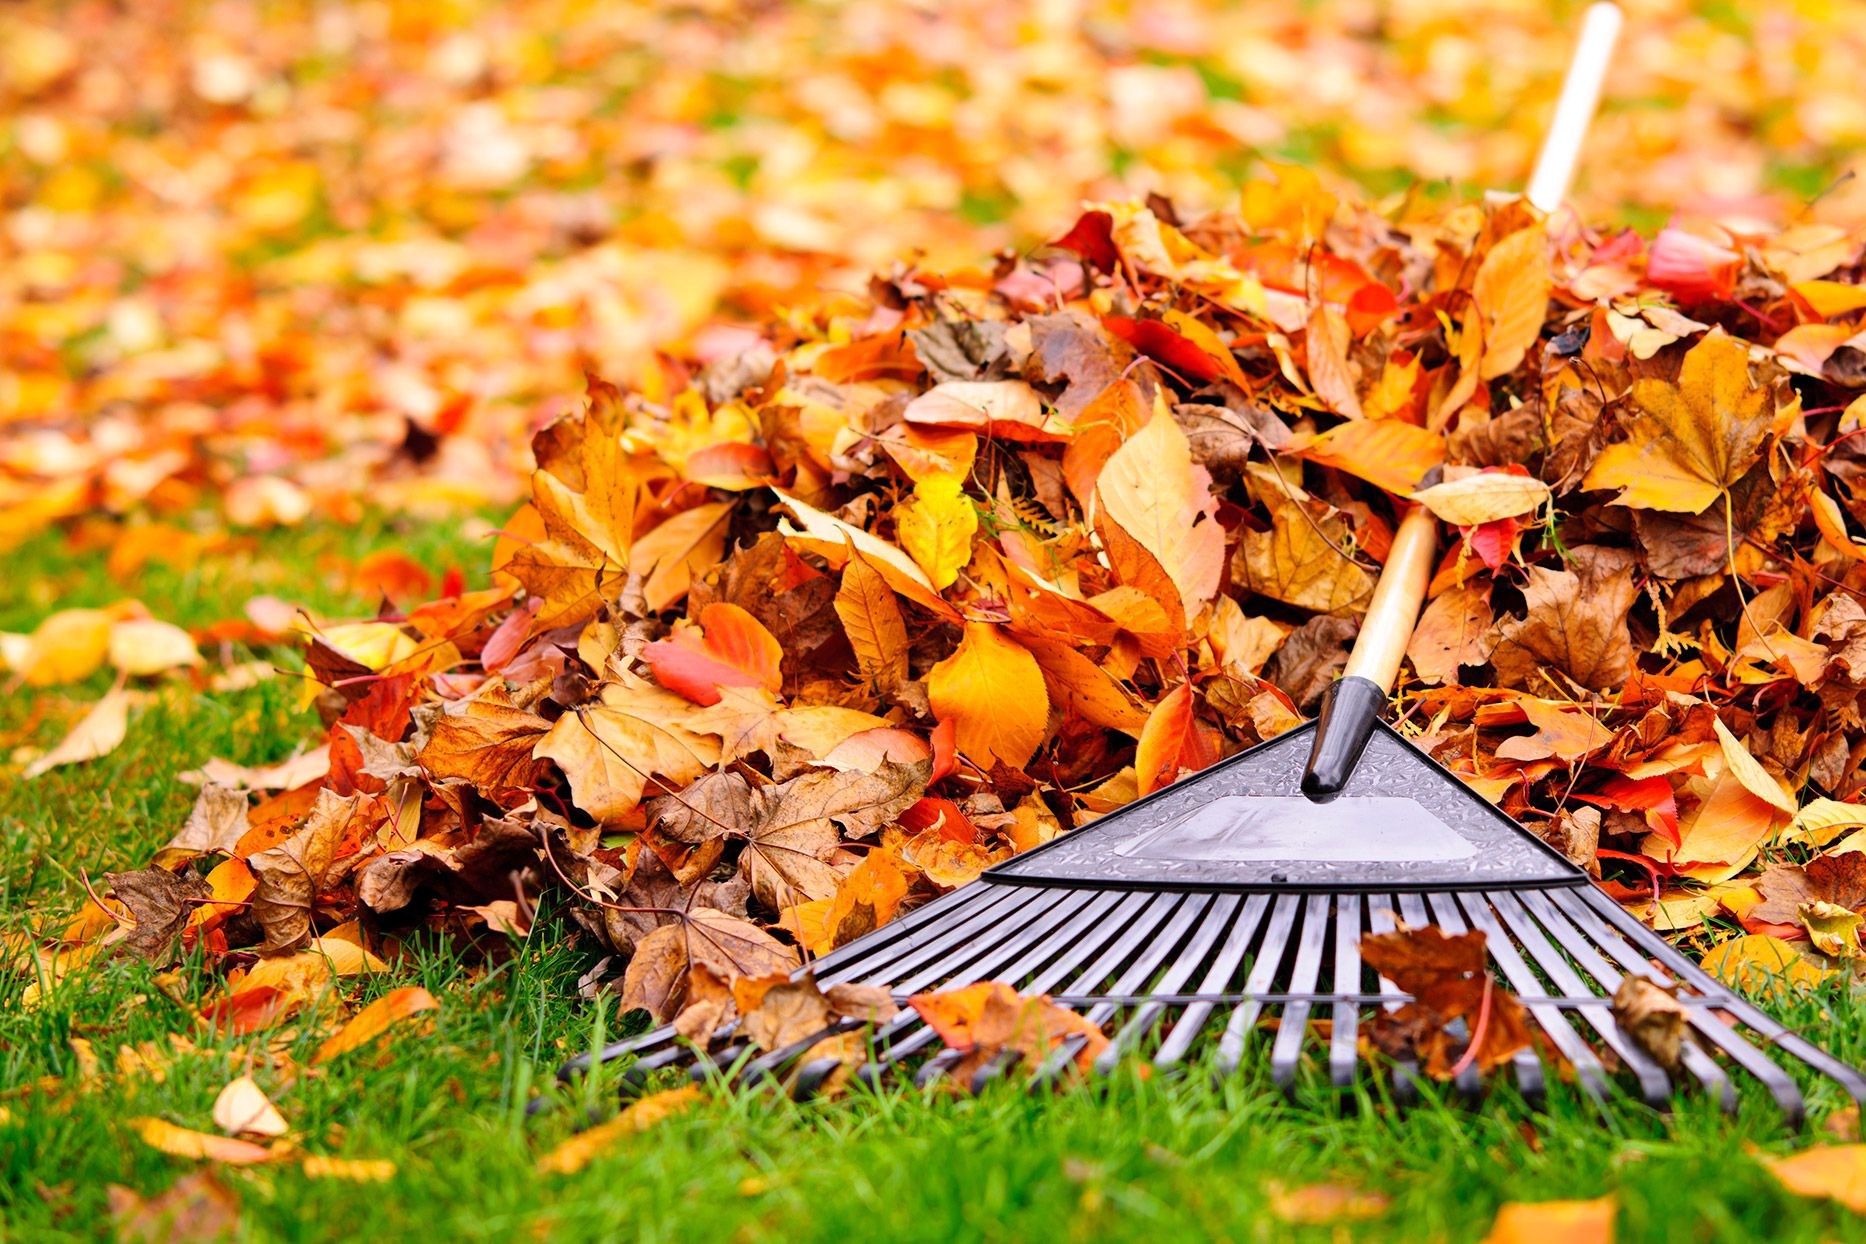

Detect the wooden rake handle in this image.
[1300,504,1435,802]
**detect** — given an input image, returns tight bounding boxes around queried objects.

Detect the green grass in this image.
[3,519,1866,1242]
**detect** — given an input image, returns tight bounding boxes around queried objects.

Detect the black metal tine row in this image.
[563,886,1866,1123]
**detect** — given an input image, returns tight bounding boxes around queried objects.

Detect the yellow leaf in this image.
[301,1155,396,1182]
[1410,473,1550,526]
[15,608,113,686]
[1700,934,1830,994]
[1763,1145,1866,1214]
[927,623,1049,770]
[532,681,721,821]
[130,1117,275,1166]
[894,474,977,591]
[1480,1196,1616,1244]
[834,552,909,687]
[536,1086,703,1176]
[775,490,958,620]
[1580,330,1774,514]
[108,618,201,677]
[1473,224,1552,380]
[1288,419,1445,496]
[1096,406,1225,617]
[25,686,130,778]
[1782,798,1866,848]
[313,986,440,1064]
[1792,280,1866,318]
[1233,466,1375,615]
[1713,717,1795,813]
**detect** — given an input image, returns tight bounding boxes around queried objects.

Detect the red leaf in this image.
[1103,316,1225,383]
[1050,210,1118,271]
[1576,774,1680,848]
[1646,226,1741,303]
[1463,517,1520,571]
[643,603,784,706]
[1134,682,1215,796]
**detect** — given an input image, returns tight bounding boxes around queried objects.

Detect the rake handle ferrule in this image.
[1303,503,1437,802]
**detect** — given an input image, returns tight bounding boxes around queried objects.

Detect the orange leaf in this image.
[130,1117,276,1166]
[643,603,783,707]
[313,986,441,1065]
[1480,1197,1617,1244]
[1134,683,1216,795]
[926,623,1049,771]
[1287,419,1446,497]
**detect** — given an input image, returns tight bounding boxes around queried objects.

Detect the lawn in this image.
[1,520,1864,1243]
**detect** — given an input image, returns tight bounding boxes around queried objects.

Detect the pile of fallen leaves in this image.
[21,175,1866,1087]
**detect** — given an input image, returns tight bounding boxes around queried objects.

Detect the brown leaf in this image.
[741,761,929,908]
[129,1118,276,1166]
[1233,467,1374,615]
[1490,546,1637,692]
[157,784,250,865]
[1407,583,1497,686]
[648,770,755,845]
[834,550,910,688]
[247,790,378,953]
[105,868,210,963]
[619,909,798,1023]
[1361,926,1536,1078]
[417,687,551,791]
[108,1171,241,1243]
[1750,853,1866,924]
[733,971,832,1051]
[1610,976,1687,1074]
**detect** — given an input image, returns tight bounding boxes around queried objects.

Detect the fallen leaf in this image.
[211,1075,287,1138]
[1610,976,1686,1074]
[129,1118,275,1166]
[1473,224,1552,380]
[1480,1196,1617,1244]
[536,1086,704,1176]
[1582,329,1775,514]
[1762,1145,1866,1214]
[1361,926,1536,1077]
[1266,1182,1392,1226]
[107,1171,241,1243]
[532,681,722,822]
[894,474,979,591]
[643,603,784,706]
[1490,547,1637,692]
[1134,683,1216,795]
[926,623,1049,771]
[1096,405,1225,618]
[25,685,131,777]
[313,986,440,1064]
[300,1156,396,1182]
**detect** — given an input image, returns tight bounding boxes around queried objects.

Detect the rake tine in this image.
[1427,892,1543,1103]
[915,1047,966,1089]
[816,885,1058,988]
[1084,893,1217,1032]
[1364,894,1421,1105]
[791,1055,849,1101]
[1397,892,1482,1101]
[858,889,1159,1088]
[1153,893,1272,1071]
[804,883,1006,978]
[1576,885,1866,1112]
[1029,1034,1093,1092]
[737,1019,861,1092]
[1328,894,1363,1090]
[1217,893,1301,1075]
[1488,891,1673,1107]
[1526,890,1735,1111]
[970,1048,1025,1094]
[1269,894,1332,1094]
[559,1023,683,1082]
[1551,890,1810,1122]
[1094,893,1245,1075]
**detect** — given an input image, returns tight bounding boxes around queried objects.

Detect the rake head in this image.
[562,723,1866,1124]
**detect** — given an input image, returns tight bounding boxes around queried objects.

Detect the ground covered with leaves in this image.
[12,1,1866,1241]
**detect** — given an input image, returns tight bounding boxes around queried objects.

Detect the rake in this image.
[559,5,1866,1122]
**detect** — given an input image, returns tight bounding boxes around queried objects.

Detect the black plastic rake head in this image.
[560,719,1866,1124]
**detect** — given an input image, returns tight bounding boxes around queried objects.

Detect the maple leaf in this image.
[619,909,797,1024]
[531,681,721,822]
[926,622,1050,771]
[1581,329,1776,514]
[740,761,928,908]
[1489,546,1637,692]
[416,685,551,792]
[1234,469,1374,616]
[1360,926,1537,1078]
